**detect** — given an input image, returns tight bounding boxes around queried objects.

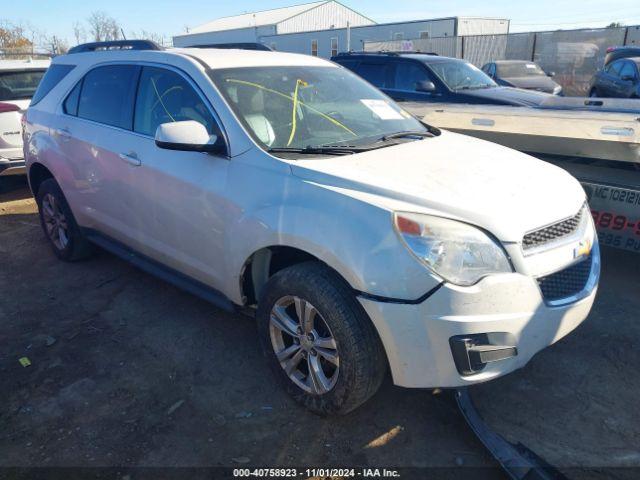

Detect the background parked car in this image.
[481,60,563,95]
[589,57,640,98]
[331,52,552,106]
[604,46,640,66]
[0,58,50,180]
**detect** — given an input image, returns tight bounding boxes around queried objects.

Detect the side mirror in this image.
[416,80,436,93]
[155,121,224,154]
[547,71,556,77]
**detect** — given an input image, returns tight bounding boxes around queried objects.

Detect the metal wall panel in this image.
[276,1,374,35]
[456,18,510,36]
[264,19,458,57]
[626,25,640,45]
[173,25,276,47]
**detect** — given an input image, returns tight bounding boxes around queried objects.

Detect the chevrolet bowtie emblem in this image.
[574,238,592,259]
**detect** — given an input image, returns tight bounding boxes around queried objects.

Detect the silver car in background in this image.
[0,59,49,180]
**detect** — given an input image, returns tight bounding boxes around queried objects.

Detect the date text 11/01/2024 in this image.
[232,468,400,478]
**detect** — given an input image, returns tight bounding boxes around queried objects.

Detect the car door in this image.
[387,60,443,102]
[57,64,143,244]
[127,65,230,289]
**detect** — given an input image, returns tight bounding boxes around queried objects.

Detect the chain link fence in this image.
[0,48,52,60]
[364,25,636,96]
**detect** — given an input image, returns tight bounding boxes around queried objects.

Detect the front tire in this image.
[256,262,387,415]
[36,178,93,261]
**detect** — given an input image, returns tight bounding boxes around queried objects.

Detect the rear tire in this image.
[256,262,387,415]
[35,178,94,261]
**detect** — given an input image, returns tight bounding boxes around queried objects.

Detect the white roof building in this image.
[173,1,376,47]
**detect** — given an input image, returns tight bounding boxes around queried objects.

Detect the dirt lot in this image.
[1,176,639,478]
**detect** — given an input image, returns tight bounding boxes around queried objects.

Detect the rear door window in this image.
[133,66,217,137]
[25,66,69,104]
[77,65,140,130]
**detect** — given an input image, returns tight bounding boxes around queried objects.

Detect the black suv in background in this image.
[589,57,640,98]
[331,52,552,106]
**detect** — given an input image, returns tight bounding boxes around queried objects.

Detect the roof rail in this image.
[336,50,438,57]
[68,40,163,54]
[189,42,272,51]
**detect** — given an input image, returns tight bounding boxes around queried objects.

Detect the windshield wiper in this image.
[381,130,434,141]
[457,85,494,90]
[267,146,359,156]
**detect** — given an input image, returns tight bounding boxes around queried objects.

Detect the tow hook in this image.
[455,388,568,480]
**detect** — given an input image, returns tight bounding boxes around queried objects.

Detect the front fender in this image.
[225,180,439,304]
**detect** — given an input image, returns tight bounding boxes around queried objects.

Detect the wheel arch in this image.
[239,245,355,306]
[28,162,54,196]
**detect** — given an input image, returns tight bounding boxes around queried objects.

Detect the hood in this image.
[460,86,552,106]
[289,131,585,242]
[500,76,560,93]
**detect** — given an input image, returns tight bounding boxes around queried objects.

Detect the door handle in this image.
[119,152,141,166]
[58,128,71,142]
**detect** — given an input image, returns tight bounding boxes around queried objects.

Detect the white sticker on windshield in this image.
[360,99,404,120]
[526,64,537,69]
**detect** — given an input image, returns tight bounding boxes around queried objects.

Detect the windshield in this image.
[0,70,46,101]
[428,60,497,90]
[497,62,546,77]
[208,66,426,151]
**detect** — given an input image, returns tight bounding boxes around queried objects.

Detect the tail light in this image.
[0,102,21,114]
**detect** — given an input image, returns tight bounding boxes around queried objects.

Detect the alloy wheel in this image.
[41,193,69,250]
[269,295,339,395]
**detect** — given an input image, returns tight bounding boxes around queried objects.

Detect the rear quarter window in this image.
[30,64,74,105]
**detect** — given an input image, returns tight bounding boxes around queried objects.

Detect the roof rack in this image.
[336,51,438,57]
[189,42,272,51]
[68,40,163,54]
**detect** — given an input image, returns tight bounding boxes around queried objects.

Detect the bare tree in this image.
[41,34,69,55]
[130,30,165,46]
[72,21,86,45]
[87,11,121,42]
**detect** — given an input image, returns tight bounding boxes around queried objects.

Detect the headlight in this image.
[393,212,512,286]
[553,85,563,95]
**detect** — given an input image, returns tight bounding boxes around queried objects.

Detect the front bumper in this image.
[0,156,26,176]
[359,244,599,389]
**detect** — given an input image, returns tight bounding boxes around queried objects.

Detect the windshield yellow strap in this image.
[287,79,306,146]
[226,79,356,137]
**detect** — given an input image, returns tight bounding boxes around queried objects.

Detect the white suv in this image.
[24,41,599,415]
[0,59,49,179]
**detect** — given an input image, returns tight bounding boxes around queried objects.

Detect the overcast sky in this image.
[7,0,640,46]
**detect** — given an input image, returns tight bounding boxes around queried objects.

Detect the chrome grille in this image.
[523,208,583,251]
[537,253,592,302]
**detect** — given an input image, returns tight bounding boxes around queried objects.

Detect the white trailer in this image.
[402,98,640,254]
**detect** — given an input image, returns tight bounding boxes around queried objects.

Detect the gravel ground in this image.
[1,176,638,478]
